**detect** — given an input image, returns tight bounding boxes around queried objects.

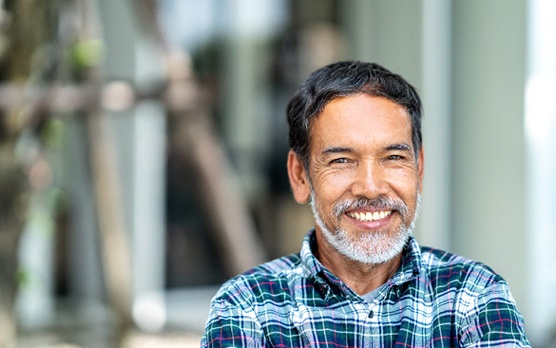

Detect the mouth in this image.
[346,210,393,222]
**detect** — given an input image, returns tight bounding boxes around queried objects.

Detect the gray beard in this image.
[310,192,421,265]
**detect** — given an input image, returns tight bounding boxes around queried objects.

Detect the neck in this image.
[315,232,402,295]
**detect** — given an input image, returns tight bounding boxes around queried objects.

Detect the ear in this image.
[417,147,425,192]
[287,150,311,204]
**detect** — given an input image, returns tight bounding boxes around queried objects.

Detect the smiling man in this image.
[202,61,530,347]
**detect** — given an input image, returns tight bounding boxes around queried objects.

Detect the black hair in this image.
[287,61,422,165]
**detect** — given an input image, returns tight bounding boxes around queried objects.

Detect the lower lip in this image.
[346,212,395,230]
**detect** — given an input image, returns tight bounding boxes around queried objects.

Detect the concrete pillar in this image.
[451,0,527,322]
[418,0,452,251]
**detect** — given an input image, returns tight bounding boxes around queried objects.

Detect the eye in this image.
[387,155,405,161]
[330,158,350,164]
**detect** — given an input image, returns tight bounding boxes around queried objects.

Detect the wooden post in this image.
[86,108,133,339]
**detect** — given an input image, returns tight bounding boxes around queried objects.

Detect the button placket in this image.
[367,302,378,321]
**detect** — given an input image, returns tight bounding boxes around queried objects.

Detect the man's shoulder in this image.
[212,253,305,305]
[418,246,505,291]
[243,252,304,277]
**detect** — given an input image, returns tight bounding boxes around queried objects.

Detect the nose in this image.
[350,161,388,198]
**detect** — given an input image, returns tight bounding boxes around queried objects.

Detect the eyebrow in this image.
[322,143,412,155]
[385,143,412,152]
[321,146,354,155]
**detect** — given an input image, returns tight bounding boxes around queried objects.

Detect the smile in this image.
[347,210,392,222]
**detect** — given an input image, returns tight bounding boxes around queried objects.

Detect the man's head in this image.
[286,61,424,266]
[287,61,422,167]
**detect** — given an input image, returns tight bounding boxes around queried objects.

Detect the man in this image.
[201,61,530,347]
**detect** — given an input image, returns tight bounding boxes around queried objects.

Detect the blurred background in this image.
[0,0,555,347]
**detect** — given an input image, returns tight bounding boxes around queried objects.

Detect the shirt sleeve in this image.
[201,298,266,348]
[459,280,531,347]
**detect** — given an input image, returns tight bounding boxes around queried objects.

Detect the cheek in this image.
[388,177,420,204]
[313,171,353,197]
[385,167,420,187]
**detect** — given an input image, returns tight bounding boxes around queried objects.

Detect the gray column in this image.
[418,0,452,250]
[451,0,527,318]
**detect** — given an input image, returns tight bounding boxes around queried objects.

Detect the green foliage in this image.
[15,268,30,290]
[41,118,66,149]
[70,39,104,70]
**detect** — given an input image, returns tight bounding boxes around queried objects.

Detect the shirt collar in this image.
[300,229,423,294]
[388,236,422,286]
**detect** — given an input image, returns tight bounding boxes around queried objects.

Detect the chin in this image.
[327,228,411,265]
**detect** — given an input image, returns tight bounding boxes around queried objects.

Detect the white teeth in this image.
[348,210,392,222]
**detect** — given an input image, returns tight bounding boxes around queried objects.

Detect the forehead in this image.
[309,94,412,149]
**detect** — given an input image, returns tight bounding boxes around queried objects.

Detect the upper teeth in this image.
[348,210,392,222]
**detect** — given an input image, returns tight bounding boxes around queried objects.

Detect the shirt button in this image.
[368,310,374,318]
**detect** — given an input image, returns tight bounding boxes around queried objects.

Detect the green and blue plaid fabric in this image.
[202,230,530,347]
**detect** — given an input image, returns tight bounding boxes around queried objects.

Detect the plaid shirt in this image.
[202,230,530,347]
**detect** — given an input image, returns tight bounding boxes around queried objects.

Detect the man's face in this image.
[296,94,424,265]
